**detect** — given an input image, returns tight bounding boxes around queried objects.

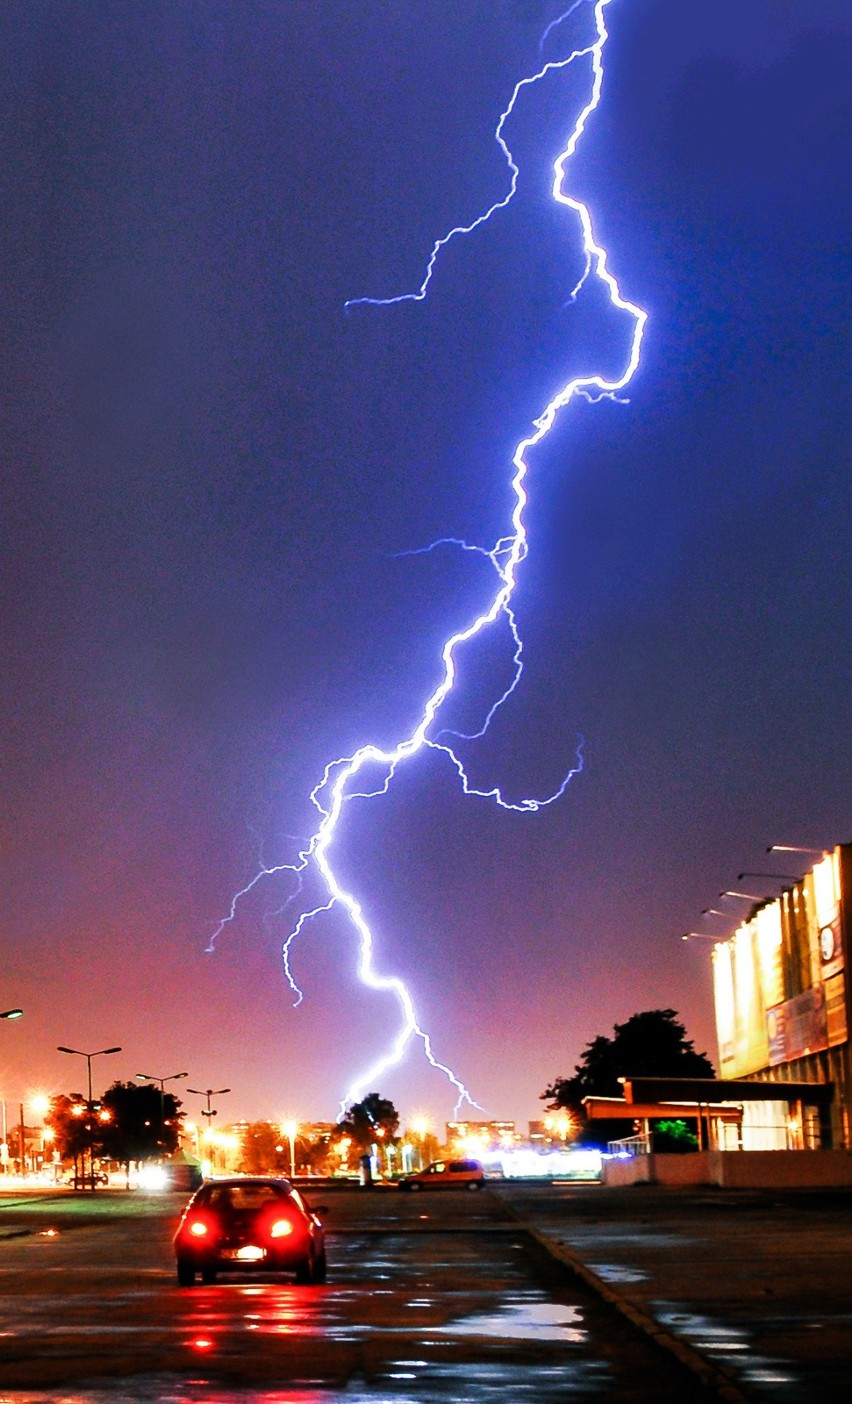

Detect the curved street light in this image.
[56,1045,122,1190]
[767,845,825,856]
[187,1088,231,1174]
[136,1072,189,1150]
[1,1010,23,1021]
[186,1087,230,1121]
[57,1046,122,1105]
[137,1071,188,1090]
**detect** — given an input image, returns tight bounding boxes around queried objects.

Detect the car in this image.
[398,1158,485,1191]
[173,1176,327,1286]
[70,1171,109,1189]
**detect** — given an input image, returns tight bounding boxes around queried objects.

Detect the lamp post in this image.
[57,1045,122,1189]
[0,1012,22,1169]
[136,1071,188,1152]
[186,1088,230,1173]
[766,845,825,856]
[283,1119,297,1179]
[31,1095,49,1170]
[411,1116,428,1170]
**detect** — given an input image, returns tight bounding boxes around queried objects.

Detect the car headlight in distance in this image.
[138,1164,169,1191]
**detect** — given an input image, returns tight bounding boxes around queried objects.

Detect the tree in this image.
[542,1008,715,1143]
[45,1094,96,1165]
[336,1093,399,1156]
[100,1081,182,1171]
[653,1119,699,1154]
[238,1121,289,1176]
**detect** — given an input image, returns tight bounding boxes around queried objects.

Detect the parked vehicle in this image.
[399,1158,485,1191]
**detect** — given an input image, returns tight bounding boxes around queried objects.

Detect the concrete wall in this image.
[709,1150,852,1188]
[602,1149,852,1189]
[602,1153,709,1187]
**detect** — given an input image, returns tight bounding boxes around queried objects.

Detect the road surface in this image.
[0,1182,717,1402]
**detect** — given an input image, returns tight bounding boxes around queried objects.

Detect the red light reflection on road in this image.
[180,1284,325,1347]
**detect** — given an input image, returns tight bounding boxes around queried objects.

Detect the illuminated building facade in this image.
[712,844,851,1150]
[446,1120,517,1153]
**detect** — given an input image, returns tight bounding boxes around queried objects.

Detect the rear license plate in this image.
[222,1245,266,1262]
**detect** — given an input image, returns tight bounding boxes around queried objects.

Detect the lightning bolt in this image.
[209,0,646,1118]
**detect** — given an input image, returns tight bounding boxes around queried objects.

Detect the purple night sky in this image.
[2,0,850,1130]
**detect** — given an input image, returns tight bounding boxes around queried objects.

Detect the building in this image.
[711,843,850,1150]
[593,844,852,1187]
[445,1120,517,1153]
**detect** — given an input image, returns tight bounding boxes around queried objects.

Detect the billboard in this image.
[713,849,846,1078]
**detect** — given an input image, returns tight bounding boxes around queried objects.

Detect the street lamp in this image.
[57,1045,122,1190]
[283,1119,297,1179]
[766,845,825,856]
[0,1010,23,1021]
[136,1072,188,1152]
[411,1116,429,1170]
[137,1071,188,1090]
[186,1087,230,1121]
[30,1095,50,1168]
[681,932,723,942]
[57,1046,122,1107]
[186,1088,230,1171]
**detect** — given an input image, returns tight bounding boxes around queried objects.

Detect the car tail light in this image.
[269,1218,294,1239]
[186,1216,212,1238]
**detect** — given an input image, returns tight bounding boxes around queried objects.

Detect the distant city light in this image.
[482,1147,602,1179]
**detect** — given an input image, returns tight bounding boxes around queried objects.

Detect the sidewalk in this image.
[497,1180,852,1403]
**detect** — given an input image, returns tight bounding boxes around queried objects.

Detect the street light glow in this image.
[767,845,826,855]
[282,1119,297,1179]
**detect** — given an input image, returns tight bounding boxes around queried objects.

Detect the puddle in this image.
[656,1305,797,1391]
[0,1386,350,1404]
[588,1263,647,1284]
[437,1300,585,1343]
[0,1362,609,1403]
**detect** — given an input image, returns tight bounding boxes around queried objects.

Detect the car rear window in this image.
[207,1184,288,1212]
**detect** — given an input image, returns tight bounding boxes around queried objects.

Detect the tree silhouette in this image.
[46,1094,97,1163]
[336,1092,399,1154]
[100,1081,182,1169]
[542,1008,715,1142]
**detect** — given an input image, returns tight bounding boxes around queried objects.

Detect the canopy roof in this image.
[619,1077,833,1107]
[582,1096,742,1121]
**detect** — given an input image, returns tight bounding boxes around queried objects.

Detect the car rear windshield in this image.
[205,1184,289,1212]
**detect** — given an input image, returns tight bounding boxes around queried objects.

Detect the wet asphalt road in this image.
[502,1180,852,1404]
[0,1183,715,1403]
